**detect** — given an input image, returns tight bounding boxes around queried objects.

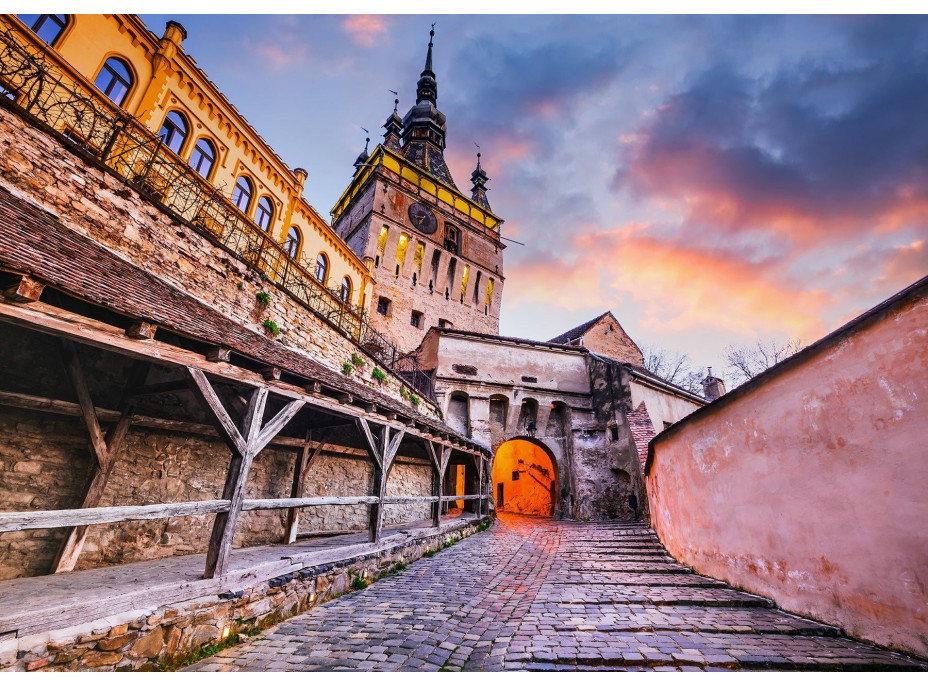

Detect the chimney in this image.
[701,367,726,401]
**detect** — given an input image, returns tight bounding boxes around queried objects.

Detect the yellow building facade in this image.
[4,13,371,312]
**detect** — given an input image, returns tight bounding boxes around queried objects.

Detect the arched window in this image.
[284,227,301,258]
[340,276,352,304]
[158,110,188,154]
[232,176,253,213]
[19,14,68,46]
[189,138,216,179]
[254,196,273,231]
[314,253,329,285]
[94,57,133,107]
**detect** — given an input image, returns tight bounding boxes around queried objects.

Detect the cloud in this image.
[343,15,388,48]
[616,27,928,246]
[246,40,307,69]
[505,226,830,341]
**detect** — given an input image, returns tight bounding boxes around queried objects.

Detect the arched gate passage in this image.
[491,438,558,517]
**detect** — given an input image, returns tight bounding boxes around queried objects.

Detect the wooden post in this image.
[356,417,405,543]
[424,441,442,528]
[52,342,150,573]
[187,368,304,578]
[478,456,485,517]
[285,428,331,544]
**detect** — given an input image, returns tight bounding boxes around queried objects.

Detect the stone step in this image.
[514,631,927,671]
[535,584,775,607]
[563,563,693,574]
[523,604,842,636]
[551,573,728,587]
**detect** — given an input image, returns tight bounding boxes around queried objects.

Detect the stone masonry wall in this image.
[0,407,437,580]
[0,104,437,419]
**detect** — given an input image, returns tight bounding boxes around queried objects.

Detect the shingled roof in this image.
[0,184,482,448]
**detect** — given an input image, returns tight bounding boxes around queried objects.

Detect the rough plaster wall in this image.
[581,317,644,366]
[647,294,928,659]
[629,381,702,429]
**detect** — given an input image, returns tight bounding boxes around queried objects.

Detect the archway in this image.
[492,438,557,517]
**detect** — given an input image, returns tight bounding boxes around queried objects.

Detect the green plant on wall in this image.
[256,291,271,307]
[351,353,365,367]
[262,319,280,337]
[341,362,353,375]
[410,394,420,406]
[399,386,409,400]
[372,367,387,383]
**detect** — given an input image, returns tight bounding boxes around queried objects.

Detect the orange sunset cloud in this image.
[343,15,388,47]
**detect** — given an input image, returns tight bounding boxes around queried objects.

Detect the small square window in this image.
[610,425,619,441]
[376,297,391,316]
[438,318,452,329]
[410,311,423,328]
[512,471,520,481]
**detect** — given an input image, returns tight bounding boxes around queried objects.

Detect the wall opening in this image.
[492,439,557,517]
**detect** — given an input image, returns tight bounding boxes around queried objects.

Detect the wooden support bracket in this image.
[260,366,282,381]
[205,346,231,363]
[125,320,157,340]
[1,273,44,303]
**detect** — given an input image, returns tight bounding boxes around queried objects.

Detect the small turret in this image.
[470,151,491,211]
[353,136,370,175]
[383,98,403,152]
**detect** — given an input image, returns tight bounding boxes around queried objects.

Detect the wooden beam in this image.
[354,417,383,469]
[186,368,247,456]
[200,384,266,578]
[58,340,108,471]
[243,495,440,511]
[1,273,44,303]
[285,429,330,543]
[52,354,150,573]
[0,500,231,533]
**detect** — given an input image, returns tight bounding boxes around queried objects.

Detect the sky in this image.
[140,13,928,381]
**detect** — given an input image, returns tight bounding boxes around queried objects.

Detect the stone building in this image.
[415,325,705,521]
[331,28,505,354]
[6,13,371,311]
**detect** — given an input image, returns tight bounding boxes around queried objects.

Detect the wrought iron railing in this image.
[0,21,435,401]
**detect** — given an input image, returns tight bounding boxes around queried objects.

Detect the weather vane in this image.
[389,90,399,112]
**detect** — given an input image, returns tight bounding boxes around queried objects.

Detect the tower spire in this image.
[416,24,437,105]
[470,148,492,211]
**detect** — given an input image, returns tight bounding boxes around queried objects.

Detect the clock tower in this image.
[331,28,505,354]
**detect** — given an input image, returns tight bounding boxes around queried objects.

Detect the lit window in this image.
[94,57,133,107]
[486,278,494,307]
[314,253,329,284]
[377,225,389,259]
[158,110,188,154]
[19,14,68,47]
[413,241,425,281]
[189,138,216,179]
[460,264,470,302]
[232,176,253,213]
[377,297,391,316]
[410,310,423,328]
[255,196,273,231]
[284,227,301,258]
[396,232,410,274]
[340,276,352,303]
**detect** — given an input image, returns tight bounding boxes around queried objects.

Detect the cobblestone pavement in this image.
[187,514,927,672]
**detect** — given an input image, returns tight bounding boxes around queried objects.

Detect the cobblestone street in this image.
[188,514,926,672]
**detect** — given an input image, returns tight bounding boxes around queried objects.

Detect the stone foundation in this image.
[1,515,492,672]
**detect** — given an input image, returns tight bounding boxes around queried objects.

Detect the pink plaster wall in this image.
[647,287,928,659]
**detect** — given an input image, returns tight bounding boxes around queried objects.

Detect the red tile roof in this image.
[627,401,657,472]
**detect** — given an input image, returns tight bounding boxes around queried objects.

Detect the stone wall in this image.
[0,406,437,580]
[647,281,928,659]
[0,104,436,419]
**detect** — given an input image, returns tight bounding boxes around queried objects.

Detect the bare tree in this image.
[724,337,804,388]
[639,344,705,395]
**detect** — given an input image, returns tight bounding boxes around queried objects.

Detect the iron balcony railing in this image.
[0,22,435,401]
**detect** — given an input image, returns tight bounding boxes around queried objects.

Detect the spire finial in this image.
[424,23,435,74]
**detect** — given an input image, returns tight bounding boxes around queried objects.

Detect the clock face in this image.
[407,202,438,235]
